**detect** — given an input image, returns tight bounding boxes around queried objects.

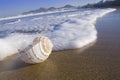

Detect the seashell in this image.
[19,36,53,64]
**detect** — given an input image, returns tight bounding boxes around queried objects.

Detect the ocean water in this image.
[0,8,115,60]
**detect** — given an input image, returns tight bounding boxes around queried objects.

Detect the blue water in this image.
[0,9,95,25]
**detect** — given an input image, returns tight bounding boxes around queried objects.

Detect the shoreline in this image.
[0,10,120,80]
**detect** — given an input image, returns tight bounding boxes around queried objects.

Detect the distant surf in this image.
[0,8,115,60]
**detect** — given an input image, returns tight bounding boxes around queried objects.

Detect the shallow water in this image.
[0,10,120,80]
[0,8,115,60]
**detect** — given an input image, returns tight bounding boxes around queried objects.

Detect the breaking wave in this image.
[0,8,115,60]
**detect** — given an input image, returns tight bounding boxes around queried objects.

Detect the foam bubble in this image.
[0,8,116,60]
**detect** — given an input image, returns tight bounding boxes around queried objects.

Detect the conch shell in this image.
[19,36,53,64]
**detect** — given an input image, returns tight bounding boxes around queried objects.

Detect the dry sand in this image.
[0,10,120,80]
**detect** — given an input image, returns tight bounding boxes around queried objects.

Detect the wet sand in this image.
[0,10,120,80]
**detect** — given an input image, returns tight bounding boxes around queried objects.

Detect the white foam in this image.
[0,9,77,21]
[0,8,116,60]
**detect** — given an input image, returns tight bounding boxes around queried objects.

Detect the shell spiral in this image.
[19,36,53,64]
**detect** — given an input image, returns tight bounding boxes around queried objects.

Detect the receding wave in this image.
[0,8,116,60]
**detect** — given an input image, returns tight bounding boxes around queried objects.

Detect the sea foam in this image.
[0,8,115,60]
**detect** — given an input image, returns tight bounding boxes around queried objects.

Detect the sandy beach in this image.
[0,10,120,80]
